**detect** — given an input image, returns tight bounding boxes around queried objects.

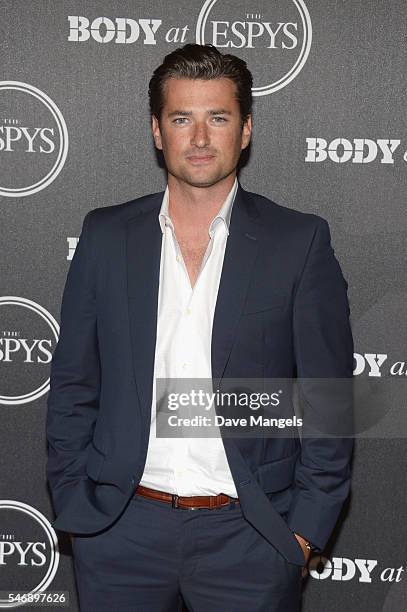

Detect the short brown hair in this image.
[148,43,253,130]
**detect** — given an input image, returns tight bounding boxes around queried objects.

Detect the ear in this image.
[151,115,163,150]
[241,114,252,151]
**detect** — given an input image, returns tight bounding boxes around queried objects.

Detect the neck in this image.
[167,173,236,235]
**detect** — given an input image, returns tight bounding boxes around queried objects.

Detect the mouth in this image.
[186,154,215,165]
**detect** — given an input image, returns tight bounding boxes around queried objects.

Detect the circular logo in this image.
[0,297,60,405]
[0,500,59,608]
[0,82,68,197]
[196,0,312,96]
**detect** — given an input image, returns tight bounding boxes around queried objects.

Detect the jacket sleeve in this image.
[46,209,100,516]
[287,216,354,552]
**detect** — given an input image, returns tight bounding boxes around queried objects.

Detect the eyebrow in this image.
[167,109,233,118]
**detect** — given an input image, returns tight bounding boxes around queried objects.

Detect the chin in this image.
[180,168,232,188]
[169,172,217,188]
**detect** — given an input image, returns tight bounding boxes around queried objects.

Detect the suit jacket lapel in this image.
[126,195,163,427]
[211,182,260,382]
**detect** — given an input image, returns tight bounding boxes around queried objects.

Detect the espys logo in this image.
[305,137,405,164]
[0,297,60,405]
[0,501,59,608]
[68,0,312,96]
[196,0,312,96]
[308,555,404,584]
[0,82,68,197]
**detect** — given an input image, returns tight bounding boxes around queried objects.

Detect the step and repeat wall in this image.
[1,1,406,610]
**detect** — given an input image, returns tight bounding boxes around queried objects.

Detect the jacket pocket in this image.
[241,293,289,315]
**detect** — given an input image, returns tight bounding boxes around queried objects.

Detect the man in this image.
[46,43,354,611]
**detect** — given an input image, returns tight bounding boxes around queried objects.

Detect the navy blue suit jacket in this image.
[46,181,354,567]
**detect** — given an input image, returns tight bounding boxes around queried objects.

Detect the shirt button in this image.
[182,363,187,370]
[186,308,191,315]
[176,255,180,262]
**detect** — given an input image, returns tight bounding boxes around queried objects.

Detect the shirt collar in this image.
[158,177,238,238]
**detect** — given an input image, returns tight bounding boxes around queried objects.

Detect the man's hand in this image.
[293,532,311,566]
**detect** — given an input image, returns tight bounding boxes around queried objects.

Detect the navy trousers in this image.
[72,492,303,611]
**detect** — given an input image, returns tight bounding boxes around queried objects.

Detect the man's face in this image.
[151,77,252,188]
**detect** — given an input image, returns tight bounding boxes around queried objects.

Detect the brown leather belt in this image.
[135,484,240,510]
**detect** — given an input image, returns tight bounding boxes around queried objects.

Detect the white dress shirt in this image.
[139,177,239,497]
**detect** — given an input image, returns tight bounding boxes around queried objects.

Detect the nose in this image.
[190,121,210,148]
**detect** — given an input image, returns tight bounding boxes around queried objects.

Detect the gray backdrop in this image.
[1,1,406,610]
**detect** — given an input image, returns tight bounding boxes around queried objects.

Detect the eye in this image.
[173,117,189,124]
[212,116,227,123]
